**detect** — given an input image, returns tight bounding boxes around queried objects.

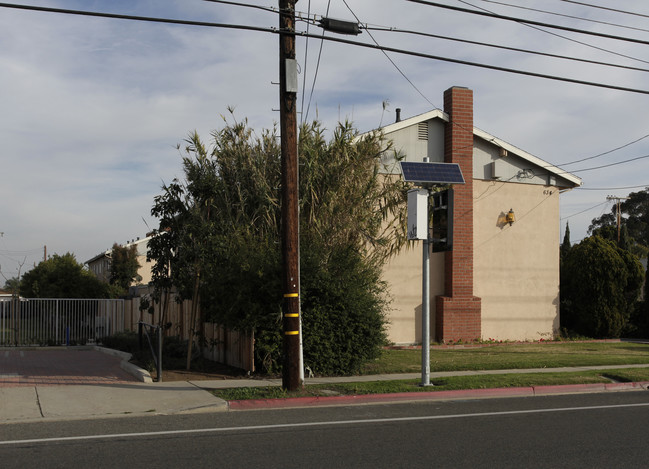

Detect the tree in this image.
[148,133,222,369]
[3,277,20,294]
[109,243,141,294]
[589,189,649,259]
[560,221,571,261]
[561,236,643,338]
[148,114,407,374]
[20,253,115,298]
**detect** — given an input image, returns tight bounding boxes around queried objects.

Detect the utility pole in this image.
[279,0,302,391]
[606,195,630,243]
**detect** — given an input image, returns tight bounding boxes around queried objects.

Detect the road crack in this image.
[34,387,44,418]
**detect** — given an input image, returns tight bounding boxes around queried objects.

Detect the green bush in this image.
[561,236,644,337]
[247,245,389,376]
[100,331,201,369]
[148,118,403,377]
[100,331,140,354]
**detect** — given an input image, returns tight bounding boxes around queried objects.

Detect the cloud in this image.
[0,0,648,278]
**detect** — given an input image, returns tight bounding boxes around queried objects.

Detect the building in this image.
[376,86,581,344]
[86,236,152,286]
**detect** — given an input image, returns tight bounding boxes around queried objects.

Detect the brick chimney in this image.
[435,86,482,342]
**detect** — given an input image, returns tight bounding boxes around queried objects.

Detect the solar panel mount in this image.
[400,161,465,185]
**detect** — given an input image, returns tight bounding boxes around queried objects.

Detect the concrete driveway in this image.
[0,347,139,387]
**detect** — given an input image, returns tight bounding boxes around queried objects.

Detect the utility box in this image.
[407,188,428,240]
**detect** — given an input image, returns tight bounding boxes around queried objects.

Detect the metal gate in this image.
[0,298,124,346]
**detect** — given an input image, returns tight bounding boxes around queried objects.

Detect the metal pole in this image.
[421,194,431,387]
[157,325,163,383]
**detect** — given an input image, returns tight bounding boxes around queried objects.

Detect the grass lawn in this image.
[211,367,649,401]
[209,342,649,401]
[360,342,649,374]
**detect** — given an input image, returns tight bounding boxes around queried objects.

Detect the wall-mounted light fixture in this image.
[506,208,516,226]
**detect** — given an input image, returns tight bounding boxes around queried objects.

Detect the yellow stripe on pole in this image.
[284,293,299,298]
[284,313,299,318]
[285,330,299,335]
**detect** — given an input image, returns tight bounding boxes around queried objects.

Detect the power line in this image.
[568,153,649,174]
[577,184,649,191]
[202,0,278,14]
[456,0,649,66]
[406,0,649,46]
[300,0,312,124]
[556,0,649,20]
[341,0,435,108]
[561,201,609,220]
[0,2,278,32]
[366,25,649,73]
[3,2,649,96]
[302,32,649,95]
[557,133,649,166]
[302,0,331,124]
[473,0,649,34]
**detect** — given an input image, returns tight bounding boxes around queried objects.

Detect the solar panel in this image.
[400,162,465,185]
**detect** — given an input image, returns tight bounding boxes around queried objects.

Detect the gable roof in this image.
[373,109,582,188]
[86,236,152,266]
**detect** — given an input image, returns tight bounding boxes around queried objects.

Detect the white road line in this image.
[3,401,649,446]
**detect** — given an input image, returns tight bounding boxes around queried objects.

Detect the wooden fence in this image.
[124,289,254,372]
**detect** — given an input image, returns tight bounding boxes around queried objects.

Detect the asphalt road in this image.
[2,391,649,468]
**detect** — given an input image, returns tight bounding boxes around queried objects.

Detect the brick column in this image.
[435,87,482,342]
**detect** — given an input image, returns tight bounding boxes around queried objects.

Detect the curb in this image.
[227,381,649,410]
[93,346,153,383]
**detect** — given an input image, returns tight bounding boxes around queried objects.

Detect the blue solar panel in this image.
[400,162,465,185]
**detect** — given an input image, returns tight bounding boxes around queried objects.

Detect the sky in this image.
[1,0,648,280]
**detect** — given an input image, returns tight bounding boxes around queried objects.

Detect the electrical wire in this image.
[557,155,649,176]
[3,2,649,96]
[455,0,649,66]
[568,153,649,174]
[473,0,649,34]
[340,1,498,142]
[299,0,311,124]
[556,0,649,20]
[366,25,649,73]
[577,184,649,191]
[557,133,649,166]
[302,0,331,124]
[407,0,649,46]
[341,0,436,109]
[301,32,649,95]
[0,2,278,32]
[201,0,278,15]
[561,201,609,220]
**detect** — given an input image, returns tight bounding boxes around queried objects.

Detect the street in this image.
[2,391,649,468]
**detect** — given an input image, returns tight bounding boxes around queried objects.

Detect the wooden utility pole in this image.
[279,0,302,391]
[607,195,630,243]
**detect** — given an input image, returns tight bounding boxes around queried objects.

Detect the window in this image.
[431,189,453,252]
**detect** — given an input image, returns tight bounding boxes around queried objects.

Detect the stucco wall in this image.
[473,179,560,341]
[382,245,445,345]
[136,255,153,285]
[383,179,561,344]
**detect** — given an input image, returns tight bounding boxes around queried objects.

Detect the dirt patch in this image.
[131,358,247,382]
[157,369,245,382]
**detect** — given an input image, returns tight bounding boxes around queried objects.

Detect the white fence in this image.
[0,298,124,346]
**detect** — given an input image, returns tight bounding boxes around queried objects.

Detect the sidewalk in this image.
[1,347,648,423]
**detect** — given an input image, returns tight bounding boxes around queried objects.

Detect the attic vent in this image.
[418,122,429,141]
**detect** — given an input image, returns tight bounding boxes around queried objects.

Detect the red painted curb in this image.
[532,383,607,395]
[227,381,649,410]
[227,386,537,410]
